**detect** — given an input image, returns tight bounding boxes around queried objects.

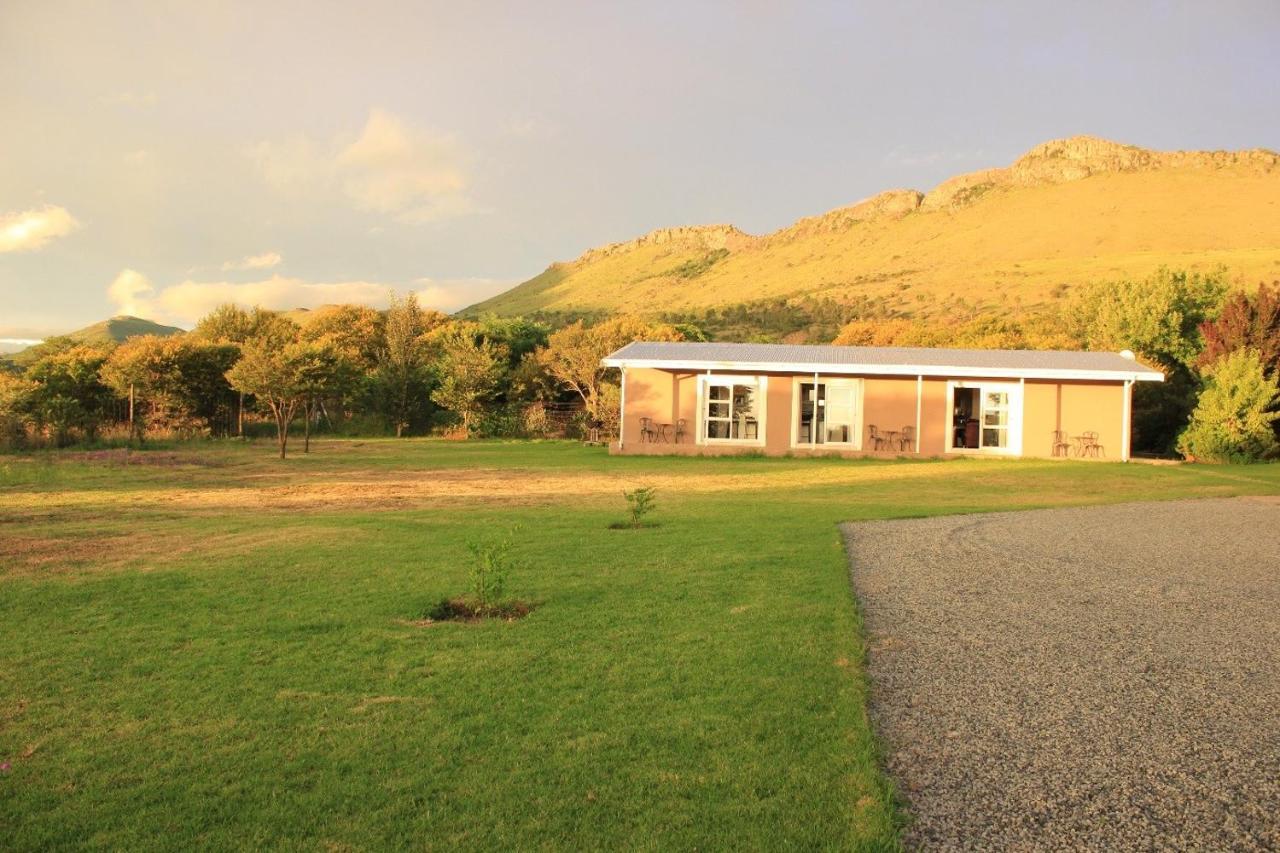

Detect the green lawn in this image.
[2,441,1277,850]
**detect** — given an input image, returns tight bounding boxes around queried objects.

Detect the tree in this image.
[24,345,114,445]
[1197,281,1280,376]
[301,305,386,372]
[535,316,688,420]
[225,338,310,459]
[0,373,33,448]
[430,329,508,438]
[375,293,434,437]
[1068,268,1227,370]
[292,342,357,452]
[193,305,298,435]
[1177,349,1280,463]
[1068,268,1228,453]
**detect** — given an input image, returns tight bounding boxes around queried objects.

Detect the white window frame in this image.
[944,380,1023,456]
[790,376,864,450]
[695,374,768,447]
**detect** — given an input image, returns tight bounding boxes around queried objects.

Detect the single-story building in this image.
[601,342,1164,460]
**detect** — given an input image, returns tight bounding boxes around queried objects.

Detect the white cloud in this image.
[221,251,283,271]
[413,277,515,312]
[0,205,82,253]
[105,270,514,325]
[107,269,156,316]
[249,109,477,224]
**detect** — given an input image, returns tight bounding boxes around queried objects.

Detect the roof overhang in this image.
[600,356,1164,383]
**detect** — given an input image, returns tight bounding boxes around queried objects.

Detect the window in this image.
[699,376,764,443]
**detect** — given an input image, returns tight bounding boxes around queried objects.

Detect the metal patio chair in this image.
[1052,430,1071,457]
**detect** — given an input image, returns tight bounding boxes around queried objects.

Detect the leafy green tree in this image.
[224,324,309,458]
[535,316,689,420]
[0,373,33,448]
[301,305,386,372]
[101,335,176,440]
[430,329,508,438]
[1177,349,1280,463]
[1068,268,1229,453]
[292,342,357,452]
[375,293,435,437]
[1068,268,1227,369]
[193,305,298,435]
[24,345,114,445]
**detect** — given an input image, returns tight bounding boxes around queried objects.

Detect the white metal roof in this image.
[602,341,1164,382]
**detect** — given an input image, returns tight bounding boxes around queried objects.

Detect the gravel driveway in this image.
[843,497,1280,850]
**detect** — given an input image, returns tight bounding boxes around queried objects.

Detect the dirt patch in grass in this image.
[417,597,536,623]
[0,461,963,516]
[0,526,353,579]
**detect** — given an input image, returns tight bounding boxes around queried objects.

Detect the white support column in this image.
[1019,377,1026,456]
[1122,378,1133,462]
[618,366,627,449]
[914,375,923,453]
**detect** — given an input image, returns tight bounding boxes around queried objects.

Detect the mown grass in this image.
[2,440,1277,850]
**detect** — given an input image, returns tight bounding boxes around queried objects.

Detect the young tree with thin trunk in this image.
[292,342,357,453]
[225,339,308,459]
[376,293,437,437]
[430,329,508,438]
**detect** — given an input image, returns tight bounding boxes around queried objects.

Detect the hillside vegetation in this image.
[466,136,1280,319]
[6,315,183,367]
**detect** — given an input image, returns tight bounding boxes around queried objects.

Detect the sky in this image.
[2,0,1278,343]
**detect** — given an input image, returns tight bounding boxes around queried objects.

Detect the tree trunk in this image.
[396,422,403,438]
[238,392,245,437]
[303,399,312,453]
[128,383,136,442]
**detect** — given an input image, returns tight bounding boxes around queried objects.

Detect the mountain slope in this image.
[6,315,185,366]
[466,136,1280,319]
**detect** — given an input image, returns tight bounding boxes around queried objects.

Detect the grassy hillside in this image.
[6,315,185,367]
[467,136,1280,320]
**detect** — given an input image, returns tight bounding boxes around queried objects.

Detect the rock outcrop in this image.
[570,224,753,266]
[922,135,1279,210]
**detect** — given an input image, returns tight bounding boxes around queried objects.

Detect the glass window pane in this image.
[709,385,729,401]
[983,427,1007,448]
[732,385,756,416]
[706,420,731,439]
[708,402,729,418]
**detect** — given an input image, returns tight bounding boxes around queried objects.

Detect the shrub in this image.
[466,529,518,616]
[1177,349,1280,463]
[622,486,658,528]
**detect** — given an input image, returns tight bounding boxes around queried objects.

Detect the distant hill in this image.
[5,315,185,366]
[465,135,1280,321]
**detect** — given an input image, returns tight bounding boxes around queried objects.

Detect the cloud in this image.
[413,277,515,312]
[221,251,283,271]
[249,109,477,224]
[105,270,514,325]
[107,269,156,316]
[0,205,82,253]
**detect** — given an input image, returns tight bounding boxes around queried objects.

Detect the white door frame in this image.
[943,380,1024,456]
[695,374,768,448]
[790,376,864,450]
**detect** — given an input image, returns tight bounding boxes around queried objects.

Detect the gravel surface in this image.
[843,497,1280,851]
